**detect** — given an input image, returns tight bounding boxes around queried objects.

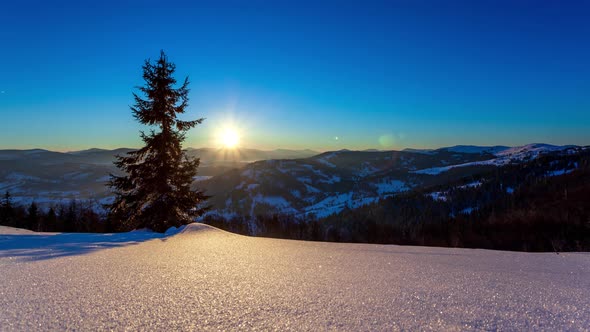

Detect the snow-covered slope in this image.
[202,149,493,218]
[412,144,579,175]
[1,224,588,330]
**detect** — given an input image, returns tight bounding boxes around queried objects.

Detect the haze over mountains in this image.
[0,144,584,216]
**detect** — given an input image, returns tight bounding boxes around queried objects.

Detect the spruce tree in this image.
[26,202,39,231]
[108,51,208,232]
[45,207,57,232]
[0,191,15,227]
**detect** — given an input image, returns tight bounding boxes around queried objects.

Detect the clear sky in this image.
[1,0,589,151]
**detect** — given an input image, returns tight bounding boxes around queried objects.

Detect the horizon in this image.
[1,142,585,155]
[1,1,589,151]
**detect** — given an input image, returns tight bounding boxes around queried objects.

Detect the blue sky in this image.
[1,0,589,151]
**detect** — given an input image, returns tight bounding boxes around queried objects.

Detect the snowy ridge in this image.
[413,143,576,175]
[494,143,575,157]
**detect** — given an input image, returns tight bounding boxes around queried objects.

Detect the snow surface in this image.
[459,207,476,215]
[494,143,571,158]
[547,169,575,177]
[375,180,409,195]
[192,175,213,182]
[1,223,590,330]
[428,191,448,201]
[1,223,588,331]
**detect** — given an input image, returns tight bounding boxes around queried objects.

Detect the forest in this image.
[205,150,590,252]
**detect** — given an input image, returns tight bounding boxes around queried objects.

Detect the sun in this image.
[220,128,240,149]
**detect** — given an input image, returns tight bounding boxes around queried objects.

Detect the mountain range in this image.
[201,143,584,219]
[0,144,585,216]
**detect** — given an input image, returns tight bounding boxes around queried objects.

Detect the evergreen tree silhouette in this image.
[108,51,208,232]
[0,191,15,227]
[45,207,57,232]
[26,202,39,231]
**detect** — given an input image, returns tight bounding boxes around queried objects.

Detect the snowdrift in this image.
[1,223,589,330]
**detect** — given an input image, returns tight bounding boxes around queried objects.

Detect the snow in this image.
[303,183,321,193]
[459,207,476,214]
[318,174,341,184]
[494,143,570,158]
[358,163,379,177]
[192,175,212,182]
[296,176,312,184]
[316,152,337,168]
[412,159,506,175]
[305,193,353,218]
[547,169,574,177]
[428,191,447,201]
[304,192,384,218]
[1,223,589,330]
[62,172,91,180]
[0,225,183,259]
[251,194,298,214]
[5,172,41,181]
[375,180,409,195]
[458,181,482,189]
[95,175,111,183]
[0,226,35,235]
[413,144,575,175]
[246,183,259,191]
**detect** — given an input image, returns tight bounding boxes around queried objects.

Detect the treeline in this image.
[203,213,325,241]
[319,168,590,251]
[205,150,590,251]
[0,193,114,233]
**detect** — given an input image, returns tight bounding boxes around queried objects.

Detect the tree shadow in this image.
[0,231,172,262]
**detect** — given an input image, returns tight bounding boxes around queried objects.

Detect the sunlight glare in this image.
[220,128,240,148]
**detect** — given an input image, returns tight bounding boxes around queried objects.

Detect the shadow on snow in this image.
[0,230,179,262]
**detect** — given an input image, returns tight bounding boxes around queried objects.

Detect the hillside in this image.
[202,144,583,219]
[0,147,317,208]
[1,224,589,330]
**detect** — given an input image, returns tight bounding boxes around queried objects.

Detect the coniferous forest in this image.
[204,150,590,252]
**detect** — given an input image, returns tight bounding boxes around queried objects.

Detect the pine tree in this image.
[26,202,39,231]
[0,191,15,227]
[108,51,208,232]
[45,207,57,232]
[64,200,78,232]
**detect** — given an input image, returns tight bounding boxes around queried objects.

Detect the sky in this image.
[0,0,589,151]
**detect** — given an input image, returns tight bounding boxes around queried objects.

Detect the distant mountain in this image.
[202,144,583,219]
[402,148,435,154]
[184,147,319,164]
[442,145,510,155]
[0,144,583,213]
[0,147,318,207]
[411,144,579,175]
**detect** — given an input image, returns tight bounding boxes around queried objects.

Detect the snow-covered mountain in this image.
[411,143,579,175]
[0,147,317,207]
[0,144,583,213]
[202,144,584,219]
